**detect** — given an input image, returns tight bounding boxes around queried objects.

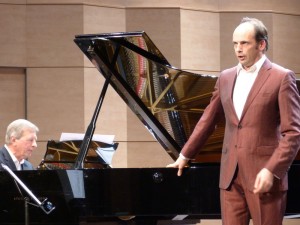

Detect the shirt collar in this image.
[237,55,266,74]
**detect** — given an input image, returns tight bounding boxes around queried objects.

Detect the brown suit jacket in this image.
[181,59,300,191]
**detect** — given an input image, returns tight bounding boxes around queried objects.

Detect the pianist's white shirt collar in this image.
[5,144,25,170]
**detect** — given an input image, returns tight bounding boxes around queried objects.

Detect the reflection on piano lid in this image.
[40,31,225,170]
[72,31,225,163]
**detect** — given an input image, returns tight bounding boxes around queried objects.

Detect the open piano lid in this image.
[73,31,224,162]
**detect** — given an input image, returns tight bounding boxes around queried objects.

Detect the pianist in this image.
[0,119,39,171]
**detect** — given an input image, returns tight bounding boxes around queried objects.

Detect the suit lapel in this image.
[225,67,240,123]
[2,148,17,170]
[239,59,272,121]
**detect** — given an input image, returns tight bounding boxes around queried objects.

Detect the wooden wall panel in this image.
[273,14,300,73]
[181,10,220,72]
[219,0,273,11]
[271,0,300,15]
[26,68,85,140]
[0,0,26,3]
[0,68,26,144]
[111,142,128,168]
[26,4,84,68]
[125,0,218,9]
[0,4,26,67]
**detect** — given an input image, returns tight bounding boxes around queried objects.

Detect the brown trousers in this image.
[220,167,287,225]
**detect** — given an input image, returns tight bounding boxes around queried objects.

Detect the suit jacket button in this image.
[238,124,242,129]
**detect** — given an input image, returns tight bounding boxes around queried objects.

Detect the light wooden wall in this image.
[0,0,299,169]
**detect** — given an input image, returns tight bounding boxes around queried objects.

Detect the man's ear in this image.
[10,136,17,145]
[259,39,267,51]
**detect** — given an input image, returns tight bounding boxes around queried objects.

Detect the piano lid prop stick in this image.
[1,163,55,214]
[1,163,42,205]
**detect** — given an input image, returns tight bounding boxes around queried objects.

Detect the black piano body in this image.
[0,32,299,224]
[0,166,221,224]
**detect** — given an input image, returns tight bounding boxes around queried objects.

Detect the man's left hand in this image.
[253,168,274,194]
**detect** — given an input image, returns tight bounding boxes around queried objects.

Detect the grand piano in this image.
[0,32,299,225]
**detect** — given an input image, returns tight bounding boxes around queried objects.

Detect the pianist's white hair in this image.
[5,119,39,145]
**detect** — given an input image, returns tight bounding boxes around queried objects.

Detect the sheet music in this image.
[95,146,115,165]
[59,132,115,144]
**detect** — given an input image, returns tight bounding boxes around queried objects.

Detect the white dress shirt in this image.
[233,55,266,120]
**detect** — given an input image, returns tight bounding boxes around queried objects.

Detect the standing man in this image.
[0,119,39,171]
[168,17,300,225]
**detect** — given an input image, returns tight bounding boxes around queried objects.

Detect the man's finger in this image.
[177,168,183,176]
[253,173,262,193]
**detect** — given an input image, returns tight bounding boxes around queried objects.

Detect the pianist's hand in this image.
[166,157,189,176]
